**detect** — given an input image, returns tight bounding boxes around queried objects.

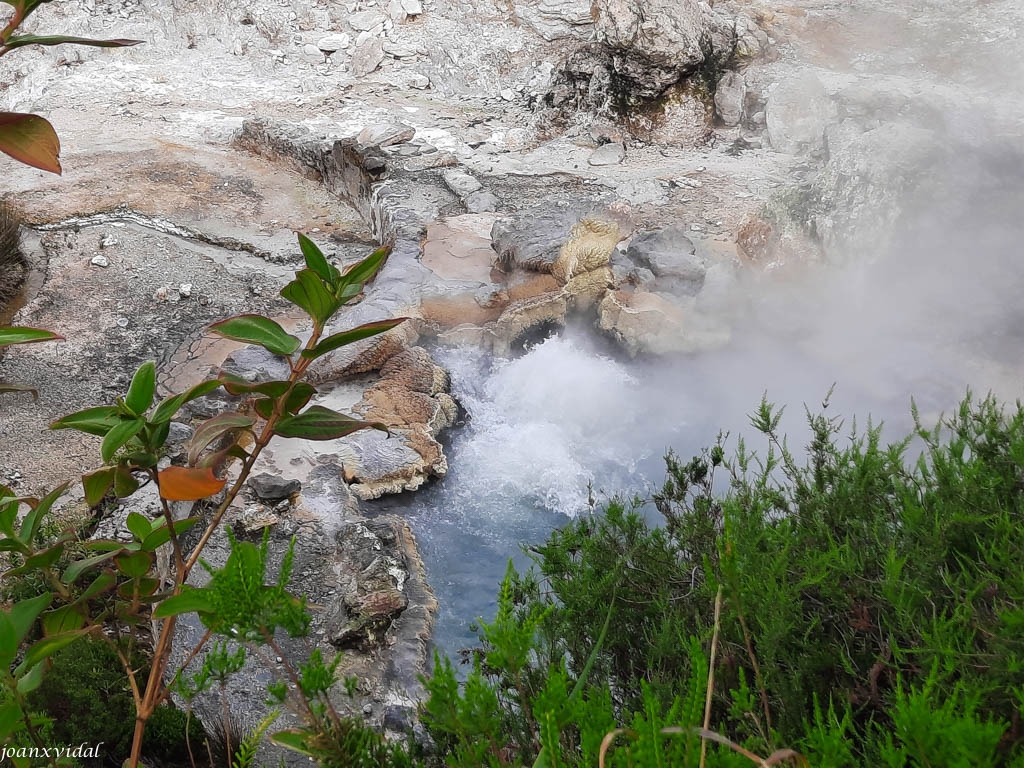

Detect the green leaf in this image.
[18,482,68,545]
[301,319,408,361]
[71,572,117,604]
[3,34,143,50]
[253,383,317,420]
[5,542,64,575]
[208,315,300,357]
[151,379,223,423]
[50,405,121,437]
[100,417,145,463]
[123,451,158,468]
[187,412,254,466]
[124,361,156,415]
[0,112,61,174]
[16,630,90,675]
[62,550,120,584]
[337,246,389,291]
[16,662,46,694]
[274,406,387,441]
[270,729,317,757]
[115,550,153,578]
[113,463,140,498]
[118,577,159,600]
[298,232,340,286]
[140,517,198,551]
[0,701,23,741]
[152,588,214,619]
[280,269,339,326]
[41,605,85,635]
[218,373,291,398]
[82,466,116,507]
[126,512,151,542]
[9,592,52,642]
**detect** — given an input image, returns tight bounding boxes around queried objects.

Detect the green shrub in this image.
[421,392,1024,767]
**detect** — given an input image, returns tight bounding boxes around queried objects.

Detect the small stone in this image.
[499,88,515,101]
[588,142,625,166]
[382,40,418,58]
[714,71,745,127]
[90,254,109,267]
[153,286,168,301]
[165,422,195,447]
[363,703,374,716]
[357,122,416,147]
[116,317,129,328]
[350,38,385,77]
[348,9,385,31]
[100,234,119,249]
[248,472,301,501]
[179,283,193,298]
[442,169,482,197]
[387,0,406,21]
[408,73,430,89]
[303,43,321,58]
[465,190,499,213]
[317,33,351,53]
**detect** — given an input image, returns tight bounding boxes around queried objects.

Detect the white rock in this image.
[408,73,430,89]
[766,72,834,154]
[383,40,418,58]
[714,71,745,127]
[348,9,385,31]
[387,0,406,21]
[90,254,109,267]
[317,33,351,53]
[100,234,118,248]
[179,283,193,298]
[400,0,422,15]
[351,38,385,77]
[443,169,483,197]
[499,88,515,101]
[588,142,626,166]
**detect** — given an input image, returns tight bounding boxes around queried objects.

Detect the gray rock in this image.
[515,0,593,41]
[491,198,607,272]
[90,254,109,267]
[626,225,707,295]
[349,9,386,31]
[442,169,482,197]
[714,71,745,127]
[357,122,416,148]
[465,190,499,213]
[766,73,833,154]
[591,0,736,98]
[248,472,301,501]
[588,142,625,166]
[351,38,385,77]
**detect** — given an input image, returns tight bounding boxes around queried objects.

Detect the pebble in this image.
[179,283,193,298]
[90,254,110,267]
[318,33,352,53]
[588,142,626,166]
[408,73,430,89]
[100,234,119,248]
[116,317,129,328]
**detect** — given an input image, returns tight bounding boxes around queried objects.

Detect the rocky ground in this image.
[3,0,1024,758]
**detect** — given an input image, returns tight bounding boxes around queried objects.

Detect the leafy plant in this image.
[0,0,141,173]
[0,233,406,766]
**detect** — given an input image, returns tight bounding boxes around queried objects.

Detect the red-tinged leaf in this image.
[208,314,300,357]
[157,466,226,501]
[51,405,120,437]
[274,405,388,441]
[0,383,37,400]
[187,412,254,466]
[0,112,61,174]
[112,463,139,498]
[217,372,291,398]
[150,379,223,423]
[301,318,408,360]
[0,326,63,348]
[338,246,390,290]
[82,467,115,507]
[252,382,317,420]
[41,605,85,636]
[3,35,143,50]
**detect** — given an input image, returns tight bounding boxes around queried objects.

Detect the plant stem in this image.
[700,586,724,768]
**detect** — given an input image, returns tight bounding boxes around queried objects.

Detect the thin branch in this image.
[700,586,724,768]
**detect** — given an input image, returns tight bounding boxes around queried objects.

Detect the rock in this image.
[442,169,482,197]
[388,0,407,21]
[351,38,385,76]
[400,0,422,15]
[465,190,499,213]
[248,472,301,501]
[178,283,192,298]
[348,9,386,31]
[408,73,430,89]
[317,33,351,53]
[90,254,109,267]
[421,215,498,283]
[383,40,419,58]
[591,0,736,98]
[499,88,515,102]
[550,218,620,284]
[626,225,707,295]
[491,199,624,273]
[714,71,745,126]
[357,122,416,148]
[588,142,625,166]
[766,73,833,154]
[598,289,724,356]
[493,292,568,355]
[514,0,594,41]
